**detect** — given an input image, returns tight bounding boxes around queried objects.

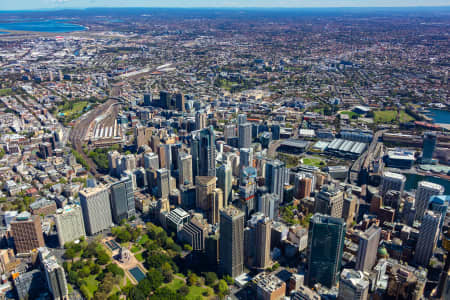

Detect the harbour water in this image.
[426,108,450,124]
[0,20,86,33]
[404,173,450,192]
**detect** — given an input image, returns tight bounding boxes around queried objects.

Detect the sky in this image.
[1,0,449,11]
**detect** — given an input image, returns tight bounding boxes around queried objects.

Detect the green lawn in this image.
[82,275,99,298]
[399,110,415,122]
[374,110,415,124]
[138,234,149,245]
[164,278,214,300]
[340,111,359,118]
[59,101,89,116]
[187,285,214,300]
[135,252,144,262]
[302,157,325,168]
[0,88,12,96]
[374,110,397,123]
[131,245,141,253]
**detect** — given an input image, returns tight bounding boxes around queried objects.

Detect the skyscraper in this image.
[240,148,253,169]
[40,249,69,300]
[239,123,252,149]
[414,210,440,266]
[314,184,344,218]
[217,164,232,206]
[246,213,272,270]
[110,177,135,224]
[143,152,159,170]
[195,112,207,130]
[195,176,217,211]
[143,93,152,106]
[306,214,346,288]
[422,132,437,164]
[355,226,381,272]
[380,171,406,197]
[178,152,193,186]
[175,93,185,112]
[338,269,369,300]
[79,186,112,235]
[210,188,224,224]
[192,126,216,177]
[415,181,444,221]
[237,114,247,125]
[219,206,245,278]
[271,123,281,140]
[297,177,312,199]
[55,205,85,247]
[10,212,45,253]
[224,124,236,142]
[160,90,171,109]
[156,168,170,199]
[265,159,286,204]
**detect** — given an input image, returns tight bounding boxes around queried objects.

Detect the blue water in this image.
[0,32,8,34]
[404,173,450,192]
[426,109,450,124]
[0,21,86,33]
[129,267,146,282]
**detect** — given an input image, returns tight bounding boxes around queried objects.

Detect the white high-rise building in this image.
[380,172,406,197]
[414,210,440,266]
[55,205,85,247]
[79,186,112,235]
[143,152,159,170]
[338,269,369,300]
[415,181,444,221]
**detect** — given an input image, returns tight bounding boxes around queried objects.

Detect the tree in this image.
[64,248,77,260]
[150,287,180,300]
[161,262,173,283]
[187,273,198,286]
[145,268,164,291]
[223,274,234,285]
[80,285,91,300]
[177,285,189,297]
[106,263,125,277]
[96,251,110,265]
[216,280,229,299]
[203,272,218,287]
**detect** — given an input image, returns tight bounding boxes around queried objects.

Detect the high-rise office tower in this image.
[240,148,253,169]
[297,177,312,199]
[178,153,193,186]
[265,159,286,204]
[306,214,346,288]
[79,186,112,235]
[120,154,136,173]
[237,114,247,125]
[245,213,272,270]
[210,188,224,224]
[175,93,185,112]
[143,152,159,170]
[10,212,45,253]
[380,171,406,197]
[271,123,281,140]
[314,184,344,218]
[219,206,245,278]
[108,150,121,176]
[415,181,444,221]
[195,112,207,130]
[110,177,135,224]
[224,124,236,142]
[156,168,170,199]
[422,132,437,164]
[338,269,369,300]
[429,195,450,233]
[196,176,217,211]
[171,143,182,170]
[160,90,170,109]
[257,188,278,220]
[160,144,172,170]
[192,126,216,177]
[217,164,232,206]
[143,93,152,106]
[40,249,69,300]
[55,205,85,247]
[355,226,381,272]
[239,123,252,149]
[414,210,440,266]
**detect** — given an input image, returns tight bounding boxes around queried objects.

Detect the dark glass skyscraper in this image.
[192,126,216,178]
[110,177,135,224]
[306,214,346,288]
[422,132,437,164]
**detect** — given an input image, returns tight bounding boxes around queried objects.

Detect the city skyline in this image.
[1,0,450,11]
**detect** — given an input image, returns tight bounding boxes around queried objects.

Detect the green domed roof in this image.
[378,247,388,257]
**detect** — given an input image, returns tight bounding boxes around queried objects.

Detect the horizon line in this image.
[1,5,450,12]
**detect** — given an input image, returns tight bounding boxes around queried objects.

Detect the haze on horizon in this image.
[1,0,450,11]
